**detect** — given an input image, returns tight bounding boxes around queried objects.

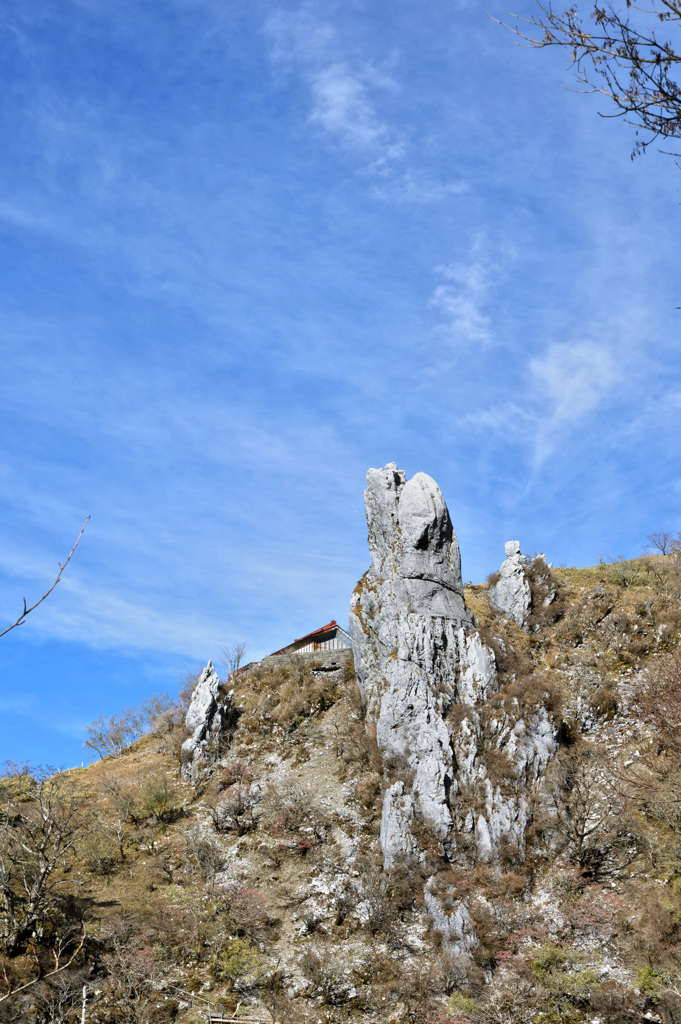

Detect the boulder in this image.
[488,541,532,627]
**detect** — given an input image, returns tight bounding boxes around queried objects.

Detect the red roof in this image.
[267,620,350,658]
[294,620,338,643]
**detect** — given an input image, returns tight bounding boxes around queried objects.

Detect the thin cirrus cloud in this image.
[530,341,621,424]
[265,7,402,161]
[527,340,623,467]
[370,170,469,204]
[308,61,404,160]
[451,335,624,466]
[264,5,463,199]
[428,241,504,349]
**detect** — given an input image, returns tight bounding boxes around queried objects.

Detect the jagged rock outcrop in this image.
[350,465,496,868]
[181,661,233,782]
[488,540,532,627]
[489,542,559,630]
[380,782,420,868]
[350,465,559,875]
[450,699,558,862]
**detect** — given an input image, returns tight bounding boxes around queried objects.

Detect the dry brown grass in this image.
[231,661,354,743]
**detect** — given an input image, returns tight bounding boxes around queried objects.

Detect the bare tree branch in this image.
[218,640,249,680]
[0,926,85,1004]
[493,2,681,160]
[0,517,90,640]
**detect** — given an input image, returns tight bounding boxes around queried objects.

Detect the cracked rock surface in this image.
[350,464,496,868]
[350,465,559,875]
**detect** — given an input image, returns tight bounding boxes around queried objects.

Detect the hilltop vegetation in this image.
[3,545,681,1023]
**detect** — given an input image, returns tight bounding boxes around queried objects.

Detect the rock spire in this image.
[488,540,532,627]
[181,661,233,783]
[350,465,558,888]
[350,464,496,869]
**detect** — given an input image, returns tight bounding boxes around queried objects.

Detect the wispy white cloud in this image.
[530,341,621,424]
[0,326,369,663]
[265,8,402,162]
[370,170,468,204]
[27,578,220,658]
[308,62,404,158]
[264,5,461,201]
[429,242,501,348]
[457,402,533,435]
[452,333,629,469]
[524,339,623,466]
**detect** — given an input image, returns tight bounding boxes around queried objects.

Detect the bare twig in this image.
[0,517,90,639]
[218,640,249,680]
[0,927,86,1003]
[491,2,681,161]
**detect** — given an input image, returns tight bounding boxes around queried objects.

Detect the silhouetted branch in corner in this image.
[0,516,90,640]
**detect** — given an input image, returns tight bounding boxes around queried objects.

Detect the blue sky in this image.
[1,0,680,766]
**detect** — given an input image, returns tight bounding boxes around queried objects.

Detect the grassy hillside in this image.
[3,551,681,1023]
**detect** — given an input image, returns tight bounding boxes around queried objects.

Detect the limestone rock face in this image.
[350,466,559,877]
[181,661,232,782]
[380,782,419,870]
[450,703,558,863]
[350,464,497,866]
[488,541,532,627]
[424,880,477,955]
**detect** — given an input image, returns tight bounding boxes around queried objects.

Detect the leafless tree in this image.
[0,924,85,1006]
[83,691,177,760]
[218,641,249,680]
[32,970,87,1023]
[83,710,143,760]
[645,530,681,555]
[102,776,137,824]
[640,650,681,759]
[448,980,542,1024]
[300,948,350,1005]
[536,745,641,876]
[496,3,681,162]
[206,765,261,836]
[99,936,163,1024]
[78,821,117,876]
[98,777,138,862]
[0,519,89,640]
[616,652,681,843]
[0,764,89,955]
[258,960,288,1024]
[184,826,224,881]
